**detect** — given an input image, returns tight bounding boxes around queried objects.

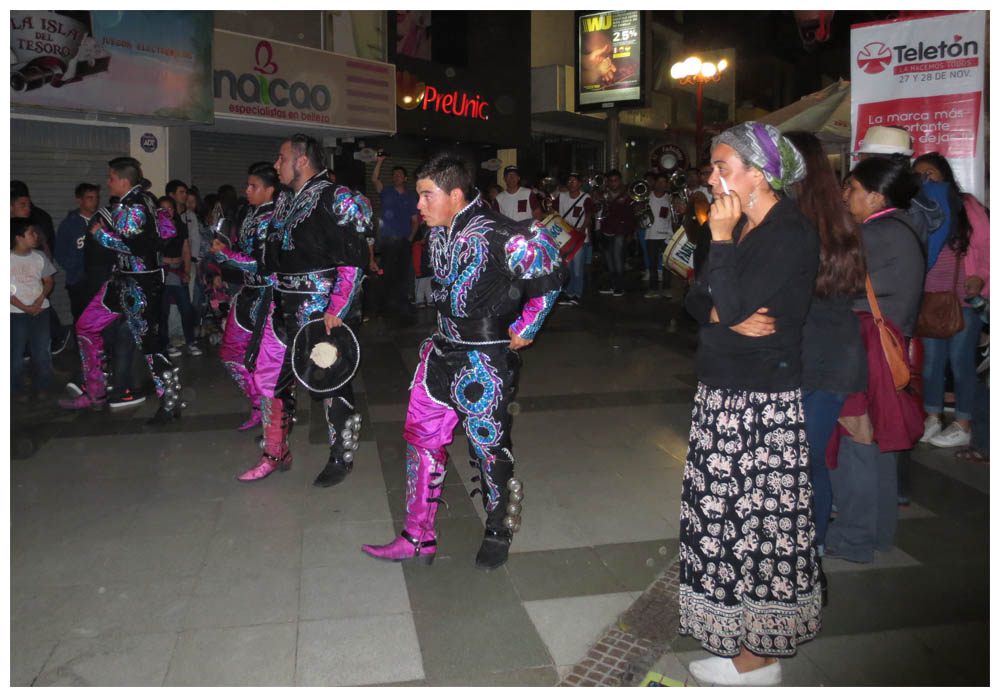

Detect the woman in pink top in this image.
[912,153,987,449]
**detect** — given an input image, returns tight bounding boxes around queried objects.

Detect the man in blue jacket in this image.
[55,183,100,322]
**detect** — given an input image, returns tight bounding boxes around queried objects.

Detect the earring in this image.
[747,189,758,209]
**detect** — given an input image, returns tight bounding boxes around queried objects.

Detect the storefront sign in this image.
[576,10,645,111]
[213,29,395,134]
[140,132,158,152]
[10,10,213,123]
[851,11,986,200]
[421,85,489,120]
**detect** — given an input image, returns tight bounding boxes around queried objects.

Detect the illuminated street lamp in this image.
[670,56,728,164]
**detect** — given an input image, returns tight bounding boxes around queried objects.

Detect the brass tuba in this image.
[586,172,609,229]
[628,179,654,229]
[538,175,560,214]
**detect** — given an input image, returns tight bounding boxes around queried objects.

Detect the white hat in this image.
[855,126,914,157]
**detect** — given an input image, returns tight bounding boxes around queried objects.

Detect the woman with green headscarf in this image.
[680,122,821,685]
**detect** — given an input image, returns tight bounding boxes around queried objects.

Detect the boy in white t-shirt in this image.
[10,217,56,399]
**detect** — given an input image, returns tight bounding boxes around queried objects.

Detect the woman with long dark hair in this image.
[912,152,988,449]
[680,122,820,686]
[210,162,280,431]
[824,156,925,565]
[785,131,867,605]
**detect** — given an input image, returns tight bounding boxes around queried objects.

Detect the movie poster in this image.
[10,10,213,123]
[578,10,642,108]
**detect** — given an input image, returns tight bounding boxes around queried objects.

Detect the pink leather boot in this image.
[362,444,446,564]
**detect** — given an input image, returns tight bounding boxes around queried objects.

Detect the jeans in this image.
[160,284,196,349]
[826,437,898,562]
[922,306,982,420]
[645,239,668,290]
[636,228,649,270]
[11,308,52,393]
[564,249,585,298]
[107,318,136,393]
[802,389,848,551]
[379,237,413,316]
[603,234,625,291]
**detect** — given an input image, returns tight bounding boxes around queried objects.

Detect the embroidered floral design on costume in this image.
[451,351,503,509]
[430,215,492,317]
[274,181,331,250]
[504,224,561,279]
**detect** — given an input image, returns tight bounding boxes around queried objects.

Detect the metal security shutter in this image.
[10,119,130,324]
[190,131,286,196]
[10,119,130,220]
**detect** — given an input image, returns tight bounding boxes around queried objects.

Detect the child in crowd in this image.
[201,264,232,346]
[10,217,56,400]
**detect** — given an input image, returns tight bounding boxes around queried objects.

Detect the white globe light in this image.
[701,63,717,78]
[670,62,686,79]
[718,59,728,72]
[683,57,702,75]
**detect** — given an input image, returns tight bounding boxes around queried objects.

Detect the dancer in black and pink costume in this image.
[237,135,373,487]
[59,156,183,423]
[363,153,565,570]
[210,162,279,431]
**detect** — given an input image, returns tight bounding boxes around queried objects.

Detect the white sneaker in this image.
[688,656,781,686]
[919,415,942,443]
[644,290,661,299]
[929,422,971,448]
[166,345,183,358]
[187,343,203,357]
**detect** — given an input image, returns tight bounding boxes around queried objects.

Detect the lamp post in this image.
[670,56,728,164]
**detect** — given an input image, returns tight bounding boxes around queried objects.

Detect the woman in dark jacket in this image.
[824,156,924,565]
[785,131,868,606]
[680,122,820,686]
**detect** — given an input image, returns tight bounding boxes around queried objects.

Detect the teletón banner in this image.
[850,11,986,201]
[10,10,213,123]
[213,29,395,134]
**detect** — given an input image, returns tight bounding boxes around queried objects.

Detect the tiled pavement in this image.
[10,281,990,686]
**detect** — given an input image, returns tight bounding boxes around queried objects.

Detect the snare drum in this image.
[538,213,585,261]
[663,226,696,279]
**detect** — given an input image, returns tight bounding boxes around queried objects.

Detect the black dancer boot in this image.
[146,354,183,425]
[472,457,522,571]
[313,409,361,488]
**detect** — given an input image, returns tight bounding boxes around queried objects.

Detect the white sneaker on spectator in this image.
[929,422,971,448]
[688,656,781,686]
[919,415,942,443]
[166,345,183,358]
[644,290,660,299]
[187,343,203,357]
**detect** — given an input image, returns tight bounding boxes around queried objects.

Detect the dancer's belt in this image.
[119,267,164,279]
[274,267,338,294]
[435,314,516,344]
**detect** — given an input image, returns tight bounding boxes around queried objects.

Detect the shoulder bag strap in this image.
[865,274,886,322]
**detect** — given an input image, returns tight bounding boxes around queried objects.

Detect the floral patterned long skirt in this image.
[678,383,822,657]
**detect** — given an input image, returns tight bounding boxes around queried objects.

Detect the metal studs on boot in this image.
[475,477,522,570]
[313,413,361,488]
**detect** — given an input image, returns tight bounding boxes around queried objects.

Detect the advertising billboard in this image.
[850,11,986,200]
[10,10,213,123]
[576,10,645,112]
[212,29,395,134]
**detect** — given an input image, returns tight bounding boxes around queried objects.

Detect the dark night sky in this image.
[653,10,901,109]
